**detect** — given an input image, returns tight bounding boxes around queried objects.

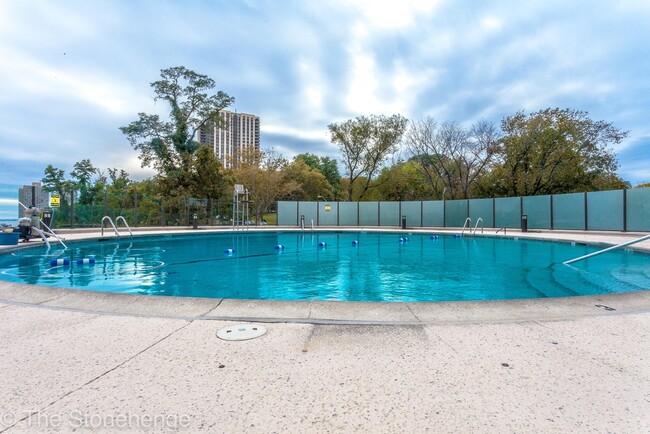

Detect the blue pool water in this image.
[0,232,649,302]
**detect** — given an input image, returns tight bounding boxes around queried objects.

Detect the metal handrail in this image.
[496,227,507,234]
[37,220,67,249]
[101,216,119,237]
[460,217,472,237]
[472,218,484,235]
[564,234,650,265]
[115,216,133,237]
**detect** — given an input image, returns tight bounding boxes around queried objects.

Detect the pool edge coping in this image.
[1,227,650,325]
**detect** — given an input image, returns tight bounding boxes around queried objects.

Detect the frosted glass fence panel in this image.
[401,201,422,227]
[495,197,520,228]
[422,201,444,227]
[359,202,379,226]
[445,200,468,227]
[277,187,650,231]
[379,202,400,226]
[522,195,551,229]
[277,201,297,226]
[297,202,318,227]
[318,202,338,226]
[627,188,650,231]
[553,193,585,230]
[469,198,493,228]
[587,190,624,231]
[338,202,358,226]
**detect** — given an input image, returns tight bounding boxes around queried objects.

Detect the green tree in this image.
[294,153,341,198]
[329,114,408,201]
[41,165,66,196]
[70,159,98,205]
[491,108,628,196]
[283,160,333,201]
[374,160,436,201]
[120,66,234,193]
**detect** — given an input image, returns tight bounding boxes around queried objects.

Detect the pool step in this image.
[610,268,650,290]
[527,266,577,298]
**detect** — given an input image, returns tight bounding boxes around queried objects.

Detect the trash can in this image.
[401,215,407,229]
[521,214,528,232]
[41,208,52,229]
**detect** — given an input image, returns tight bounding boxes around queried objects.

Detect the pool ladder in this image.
[101,216,133,237]
[460,217,485,236]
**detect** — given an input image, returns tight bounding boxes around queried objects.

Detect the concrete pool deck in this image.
[1,227,649,432]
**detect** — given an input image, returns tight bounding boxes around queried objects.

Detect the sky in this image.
[1,0,650,219]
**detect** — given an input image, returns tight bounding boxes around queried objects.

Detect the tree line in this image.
[39,67,634,225]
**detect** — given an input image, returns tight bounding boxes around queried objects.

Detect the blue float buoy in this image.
[224,248,235,255]
[352,240,359,246]
[453,234,462,238]
[318,241,327,247]
[76,258,95,265]
[430,235,439,240]
[50,258,70,267]
[274,244,284,251]
[399,237,409,243]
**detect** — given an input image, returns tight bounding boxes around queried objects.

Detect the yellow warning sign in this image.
[50,194,60,208]
[325,204,331,212]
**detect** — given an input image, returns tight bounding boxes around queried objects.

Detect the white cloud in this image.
[346,0,440,29]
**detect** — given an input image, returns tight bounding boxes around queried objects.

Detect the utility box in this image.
[401,216,407,229]
[521,214,528,232]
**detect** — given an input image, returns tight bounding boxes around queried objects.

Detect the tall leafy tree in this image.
[120,66,234,193]
[70,159,98,205]
[329,114,407,201]
[294,153,341,199]
[283,160,333,201]
[41,165,66,195]
[490,108,628,196]
[374,160,436,201]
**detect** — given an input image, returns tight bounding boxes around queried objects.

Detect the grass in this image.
[263,212,277,225]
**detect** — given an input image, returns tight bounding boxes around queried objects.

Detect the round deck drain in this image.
[216,324,267,341]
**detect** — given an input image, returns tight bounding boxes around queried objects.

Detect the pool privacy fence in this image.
[277,188,650,231]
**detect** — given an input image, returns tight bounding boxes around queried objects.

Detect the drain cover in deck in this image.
[216,324,267,341]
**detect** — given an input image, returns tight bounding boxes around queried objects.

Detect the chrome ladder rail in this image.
[564,234,650,265]
[101,216,119,237]
[460,217,472,237]
[36,220,67,249]
[115,216,133,237]
[472,218,484,235]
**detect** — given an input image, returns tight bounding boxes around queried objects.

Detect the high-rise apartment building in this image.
[198,110,260,168]
[18,182,49,216]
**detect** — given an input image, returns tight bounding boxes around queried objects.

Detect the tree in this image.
[490,108,628,196]
[120,66,234,191]
[294,153,341,198]
[188,145,231,204]
[41,165,66,195]
[405,117,499,199]
[374,160,436,201]
[329,114,408,201]
[233,149,299,223]
[70,159,98,205]
[283,160,333,201]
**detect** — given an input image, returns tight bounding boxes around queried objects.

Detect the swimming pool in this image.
[0,231,648,302]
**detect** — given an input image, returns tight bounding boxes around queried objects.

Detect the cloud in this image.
[0,0,649,187]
